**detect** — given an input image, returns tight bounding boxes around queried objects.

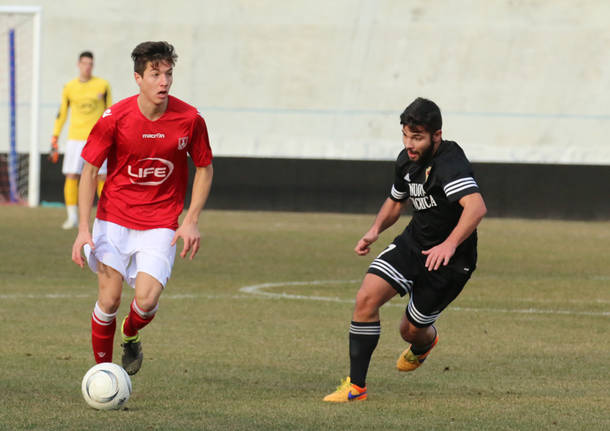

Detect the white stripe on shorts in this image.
[369,259,413,295]
[407,299,439,325]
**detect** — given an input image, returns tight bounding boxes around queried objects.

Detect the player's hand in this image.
[171,222,201,260]
[421,241,456,271]
[48,136,59,163]
[355,231,379,256]
[72,229,94,268]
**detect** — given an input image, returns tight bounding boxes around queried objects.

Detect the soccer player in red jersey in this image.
[71,41,213,375]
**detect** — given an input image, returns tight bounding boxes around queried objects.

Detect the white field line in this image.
[1,280,609,317]
[0,293,93,299]
[0,292,251,300]
[238,280,610,317]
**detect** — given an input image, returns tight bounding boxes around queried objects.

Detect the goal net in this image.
[0,6,41,206]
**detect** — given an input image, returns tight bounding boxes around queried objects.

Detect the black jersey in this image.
[389,140,481,261]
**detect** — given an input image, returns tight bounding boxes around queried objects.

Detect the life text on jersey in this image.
[128,158,175,186]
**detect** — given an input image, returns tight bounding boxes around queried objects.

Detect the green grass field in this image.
[1,206,609,430]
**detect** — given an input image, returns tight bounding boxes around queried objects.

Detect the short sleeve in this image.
[82,110,115,167]
[188,112,213,167]
[389,152,409,201]
[438,153,480,202]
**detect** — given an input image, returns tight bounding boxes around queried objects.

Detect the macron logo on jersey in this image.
[142,133,165,139]
[102,109,112,118]
[128,158,174,186]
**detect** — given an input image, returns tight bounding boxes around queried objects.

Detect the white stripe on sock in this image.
[132,299,158,318]
[349,324,381,336]
[93,302,116,325]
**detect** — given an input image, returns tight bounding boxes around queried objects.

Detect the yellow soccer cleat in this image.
[396,334,439,372]
[323,377,367,402]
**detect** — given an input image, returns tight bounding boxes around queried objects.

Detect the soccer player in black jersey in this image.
[324,97,487,402]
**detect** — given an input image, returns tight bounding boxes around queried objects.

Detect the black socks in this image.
[349,321,381,388]
[410,326,437,355]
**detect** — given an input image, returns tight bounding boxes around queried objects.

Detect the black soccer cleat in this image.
[121,317,143,375]
[121,337,143,375]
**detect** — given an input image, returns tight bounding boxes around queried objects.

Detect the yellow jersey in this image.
[52,76,112,141]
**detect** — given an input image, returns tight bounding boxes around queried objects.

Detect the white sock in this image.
[66,205,78,222]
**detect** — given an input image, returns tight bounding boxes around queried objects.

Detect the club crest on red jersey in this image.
[177,137,188,150]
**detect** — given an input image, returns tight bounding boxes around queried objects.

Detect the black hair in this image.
[400,97,442,134]
[131,41,177,76]
[79,51,93,60]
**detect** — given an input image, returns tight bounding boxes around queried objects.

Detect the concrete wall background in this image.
[1,0,609,164]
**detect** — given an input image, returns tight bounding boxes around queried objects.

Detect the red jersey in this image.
[82,95,213,230]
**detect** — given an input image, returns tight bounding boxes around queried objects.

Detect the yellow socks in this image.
[64,177,78,206]
[97,179,105,198]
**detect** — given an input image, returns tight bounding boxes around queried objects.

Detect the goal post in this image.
[0,5,41,207]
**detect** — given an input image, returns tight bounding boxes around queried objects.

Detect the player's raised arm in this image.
[172,164,214,260]
[355,198,406,256]
[71,162,98,267]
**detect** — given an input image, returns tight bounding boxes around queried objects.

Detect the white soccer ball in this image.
[81,363,132,410]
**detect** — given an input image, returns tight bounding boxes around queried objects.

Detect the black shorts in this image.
[366,239,474,328]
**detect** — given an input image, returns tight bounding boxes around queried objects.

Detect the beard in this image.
[415,141,436,165]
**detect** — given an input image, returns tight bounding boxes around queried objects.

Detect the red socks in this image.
[91,302,117,363]
[91,300,158,362]
[122,299,158,338]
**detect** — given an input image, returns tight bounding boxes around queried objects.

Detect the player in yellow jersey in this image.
[49,51,112,229]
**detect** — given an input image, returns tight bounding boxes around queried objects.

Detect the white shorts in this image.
[62,139,107,175]
[84,219,176,288]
